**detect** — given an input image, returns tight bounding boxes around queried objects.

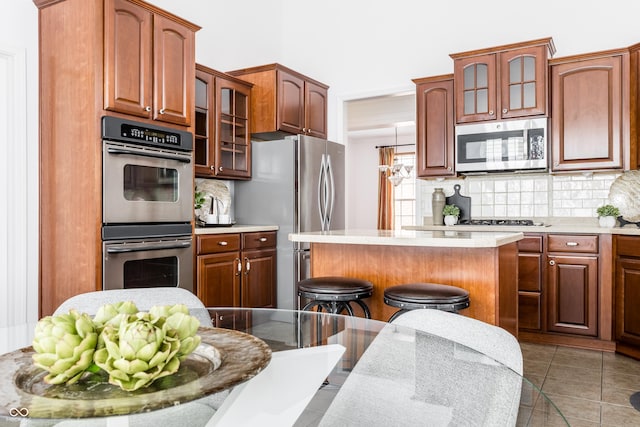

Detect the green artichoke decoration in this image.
[32,310,98,385]
[31,303,202,391]
[94,312,182,391]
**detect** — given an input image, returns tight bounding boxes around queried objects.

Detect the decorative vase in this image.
[598,216,616,228]
[444,215,458,226]
[432,188,446,225]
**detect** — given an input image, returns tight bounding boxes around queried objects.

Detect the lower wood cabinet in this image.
[196,231,276,311]
[518,235,545,331]
[615,235,640,359]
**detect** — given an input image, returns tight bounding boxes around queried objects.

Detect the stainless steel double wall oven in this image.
[101,117,194,292]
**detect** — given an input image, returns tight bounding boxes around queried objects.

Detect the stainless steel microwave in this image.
[455,118,548,173]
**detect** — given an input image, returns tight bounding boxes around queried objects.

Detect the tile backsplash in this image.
[418,172,621,223]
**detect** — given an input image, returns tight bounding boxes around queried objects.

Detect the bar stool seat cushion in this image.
[298,277,373,296]
[384,283,469,305]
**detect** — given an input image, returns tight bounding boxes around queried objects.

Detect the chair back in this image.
[53,288,212,327]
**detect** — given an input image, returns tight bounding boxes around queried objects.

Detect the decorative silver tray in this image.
[0,327,271,419]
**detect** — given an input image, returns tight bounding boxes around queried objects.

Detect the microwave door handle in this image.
[106,147,192,163]
[106,240,192,254]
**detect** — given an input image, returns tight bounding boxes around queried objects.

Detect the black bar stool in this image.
[298,276,373,318]
[384,283,470,322]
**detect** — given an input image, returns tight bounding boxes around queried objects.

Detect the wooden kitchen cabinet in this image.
[413,75,456,177]
[34,0,199,317]
[614,236,640,359]
[546,234,599,337]
[228,63,329,140]
[195,64,252,179]
[196,231,276,309]
[450,38,554,124]
[104,0,197,127]
[518,234,545,331]
[550,49,630,172]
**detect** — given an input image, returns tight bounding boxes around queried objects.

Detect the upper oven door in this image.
[103,142,193,224]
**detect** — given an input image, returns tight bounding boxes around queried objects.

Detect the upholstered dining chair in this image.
[52,287,213,327]
[318,309,523,426]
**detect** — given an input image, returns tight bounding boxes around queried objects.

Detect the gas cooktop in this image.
[466,219,541,226]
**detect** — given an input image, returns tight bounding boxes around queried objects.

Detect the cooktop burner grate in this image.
[467,219,536,226]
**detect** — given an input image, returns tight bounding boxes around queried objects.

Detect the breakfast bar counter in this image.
[289,229,524,336]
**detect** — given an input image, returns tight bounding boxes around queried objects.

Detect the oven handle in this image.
[106,147,192,164]
[106,240,192,254]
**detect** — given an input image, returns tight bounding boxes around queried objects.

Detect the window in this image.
[393,152,416,230]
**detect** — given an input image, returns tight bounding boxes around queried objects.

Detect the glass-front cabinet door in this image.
[216,77,251,179]
[194,69,215,177]
[454,53,496,123]
[500,46,548,119]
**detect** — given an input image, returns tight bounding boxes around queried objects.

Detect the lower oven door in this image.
[103,236,193,292]
[103,141,193,224]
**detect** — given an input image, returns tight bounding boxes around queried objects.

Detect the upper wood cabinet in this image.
[228,63,329,140]
[104,0,197,127]
[550,49,631,172]
[195,64,252,179]
[450,38,555,124]
[413,75,455,177]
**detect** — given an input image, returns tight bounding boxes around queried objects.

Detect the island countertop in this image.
[288,229,524,248]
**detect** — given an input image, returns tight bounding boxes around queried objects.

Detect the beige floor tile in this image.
[525,359,552,378]
[601,402,640,426]
[542,376,602,401]
[603,352,640,374]
[552,351,603,371]
[603,370,640,390]
[601,385,634,408]
[546,364,602,385]
[535,393,601,423]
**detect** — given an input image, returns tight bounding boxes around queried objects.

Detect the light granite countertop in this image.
[194,224,279,235]
[288,229,523,248]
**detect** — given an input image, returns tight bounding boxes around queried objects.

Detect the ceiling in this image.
[345,92,416,141]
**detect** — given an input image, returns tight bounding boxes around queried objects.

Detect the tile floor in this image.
[520,342,640,426]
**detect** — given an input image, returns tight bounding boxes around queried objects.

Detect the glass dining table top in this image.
[0,308,568,426]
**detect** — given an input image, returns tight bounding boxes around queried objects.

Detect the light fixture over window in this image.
[379,127,413,186]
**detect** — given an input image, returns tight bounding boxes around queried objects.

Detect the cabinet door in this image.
[415,78,455,177]
[241,248,277,308]
[454,53,496,123]
[518,235,544,331]
[305,80,328,139]
[277,70,305,134]
[197,252,241,307]
[500,46,547,119]
[551,55,624,171]
[615,256,640,347]
[194,69,215,177]
[153,14,194,126]
[215,77,251,179]
[104,0,153,118]
[547,254,598,336]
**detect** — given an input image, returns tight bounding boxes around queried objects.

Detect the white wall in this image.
[3,0,640,326]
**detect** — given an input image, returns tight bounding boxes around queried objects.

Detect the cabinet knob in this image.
[502,108,508,114]
[566,242,579,247]
[489,110,494,116]
[236,258,242,275]
[549,260,556,266]
[244,257,250,274]
[218,241,228,246]
[144,106,151,112]
[219,166,224,172]
[159,108,165,115]
[447,166,452,171]
[259,237,267,242]
[210,165,215,170]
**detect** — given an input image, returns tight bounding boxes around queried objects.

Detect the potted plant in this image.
[596,204,619,228]
[442,204,460,226]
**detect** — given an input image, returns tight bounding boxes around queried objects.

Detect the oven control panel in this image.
[102,116,193,151]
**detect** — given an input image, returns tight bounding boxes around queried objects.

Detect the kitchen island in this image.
[289,229,523,336]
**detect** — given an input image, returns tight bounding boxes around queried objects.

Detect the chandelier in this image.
[379,127,413,186]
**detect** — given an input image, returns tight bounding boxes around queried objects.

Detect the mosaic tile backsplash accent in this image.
[418,172,621,223]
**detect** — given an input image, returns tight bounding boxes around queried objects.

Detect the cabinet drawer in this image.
[548,234,598,253]
[518,235,543,253]
[617,236,640,257]
[197,234,241,254]
[243,231,277,250]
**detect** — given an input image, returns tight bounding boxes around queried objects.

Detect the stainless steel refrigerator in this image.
[235,135,345,310]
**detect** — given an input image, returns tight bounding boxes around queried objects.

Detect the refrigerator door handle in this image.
[326,154,335,229]
[317,153,327,231]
